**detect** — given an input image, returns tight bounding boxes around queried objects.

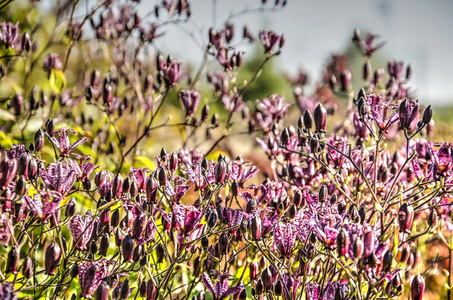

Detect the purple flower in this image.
[0,281,17,300]
[201,272,243,300]
[39,159,80,196]
[43,53,62,77]
[398,99,419,130]
[179,89,201,117]
[0,214,12,246]
[79,259,111,298]
[0,22,19,49]
[256,94,292,129]
[45,128,88,157]
[0,156,17,190]
[273,223,296,258]
[259,30,282,54]
[68,213,95,250]
[368,94,399,134]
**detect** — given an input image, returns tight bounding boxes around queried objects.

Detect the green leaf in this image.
[49,69,66,94]
[133,155,155,170]
[0,108,15,122]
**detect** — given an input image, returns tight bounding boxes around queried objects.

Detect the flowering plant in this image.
[0,0,446,300]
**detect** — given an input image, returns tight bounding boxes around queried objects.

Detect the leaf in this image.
[0,108,15,122]
[133,155,155,170]
[49,69,66,94]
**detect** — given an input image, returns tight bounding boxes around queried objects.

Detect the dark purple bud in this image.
[89,240,98,255]
[251,216,261,240]
[99,234,109,256]
[111,209,120,227]
[340,69,352,91]
[121,235,134,262]
[422,105,432,125]
[28,158,38,179]
[132,213,148,239]
[70,263,78,278]
[201,236,209,251]
[119,278,130,299]
[362,225,375,260]
[6,246,19,274]
[201,104,209,121]
[95,280,110,300]
[139,281,147,297]
[45,243,61,275]
[382,250,393,272]
[398,203,414,234]
[399,242,410,264]
[246,198,257,214]
[46,119,55,136]
[352,236,363,260]
[112,174,123,197]
[145,176,158,204]
[249,261,258,280]
[23,257,33,278]
[336,229,349,257]
[11,94,24,115]
[156,243,165,263]
[33,129,45,152]
[14,176,27,197]
[313,103,327,133]
[179,89,201,117]
[158,168,167,186]
[363,60,371,80]
[255,279,264,295]
[329,75,337,90]
[261,268,272,291]
[214,159,227,183]
[146,280,157,300]
[239,289,247,300]
[207,210,218,228]
[318,185,328,203]
[218,233,228,255]
[411,274,425,300]
[406,64,412,80]
[133,244,143,262]
[303,110,313,130]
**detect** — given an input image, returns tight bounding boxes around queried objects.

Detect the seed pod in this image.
[95,280,110,300]
[156,243,165,263]
[303,110,313,130]
[336,229,349,257]
[120,278,130,299]
[398,203,414,234]
[411,274,425,300]
[121,235,134,262]
[45,243,61,275]
[313,103,327,133]
[218,233,228,255]
[6,247,19,274]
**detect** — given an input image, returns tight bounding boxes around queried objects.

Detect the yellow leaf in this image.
[49,69,65,94]
[133,156,155,170]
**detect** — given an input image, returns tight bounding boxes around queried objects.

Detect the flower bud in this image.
[133,244,143,262]
[314,103,327,133]
[11,94,24,115]
[99,234,109,256]
[261,268,272,291]
[6,246,19,274]
[352,236,363,260]
[158,168,167,186]
[156,243,165,263]
[303,110,313,130]
[70,263,78,278]
[89,240,98,255]
[34,129,45,152]
[132,213,148,239]
[45,243,61,275]
[251,216,261,240]
[120,278,130,299]
[22,257,33,279]
[28,158,38,179]
[382,250,393,273]
[239,289,247,300]
[46,119,55,136]
[246,198,257,214]
[422,105,432,125]
[218,233,229,255]
[111,209,120,227]
[336,229,349,257]
[411,274,425,300]
[215,159,227,183]
[398,203,414,234]
[318,185,328,203]
[428,210,438,228]
[249,260,258,280]
[14,176,27,197]
[207,210,218,228]
[121,235,134,262]
[255,279,264,295]
[95,280,110,300]
[362,225,375,260]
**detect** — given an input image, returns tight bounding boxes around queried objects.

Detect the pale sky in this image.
[147,0,453,106]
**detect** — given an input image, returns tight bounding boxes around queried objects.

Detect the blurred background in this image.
[148,0,453,106]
